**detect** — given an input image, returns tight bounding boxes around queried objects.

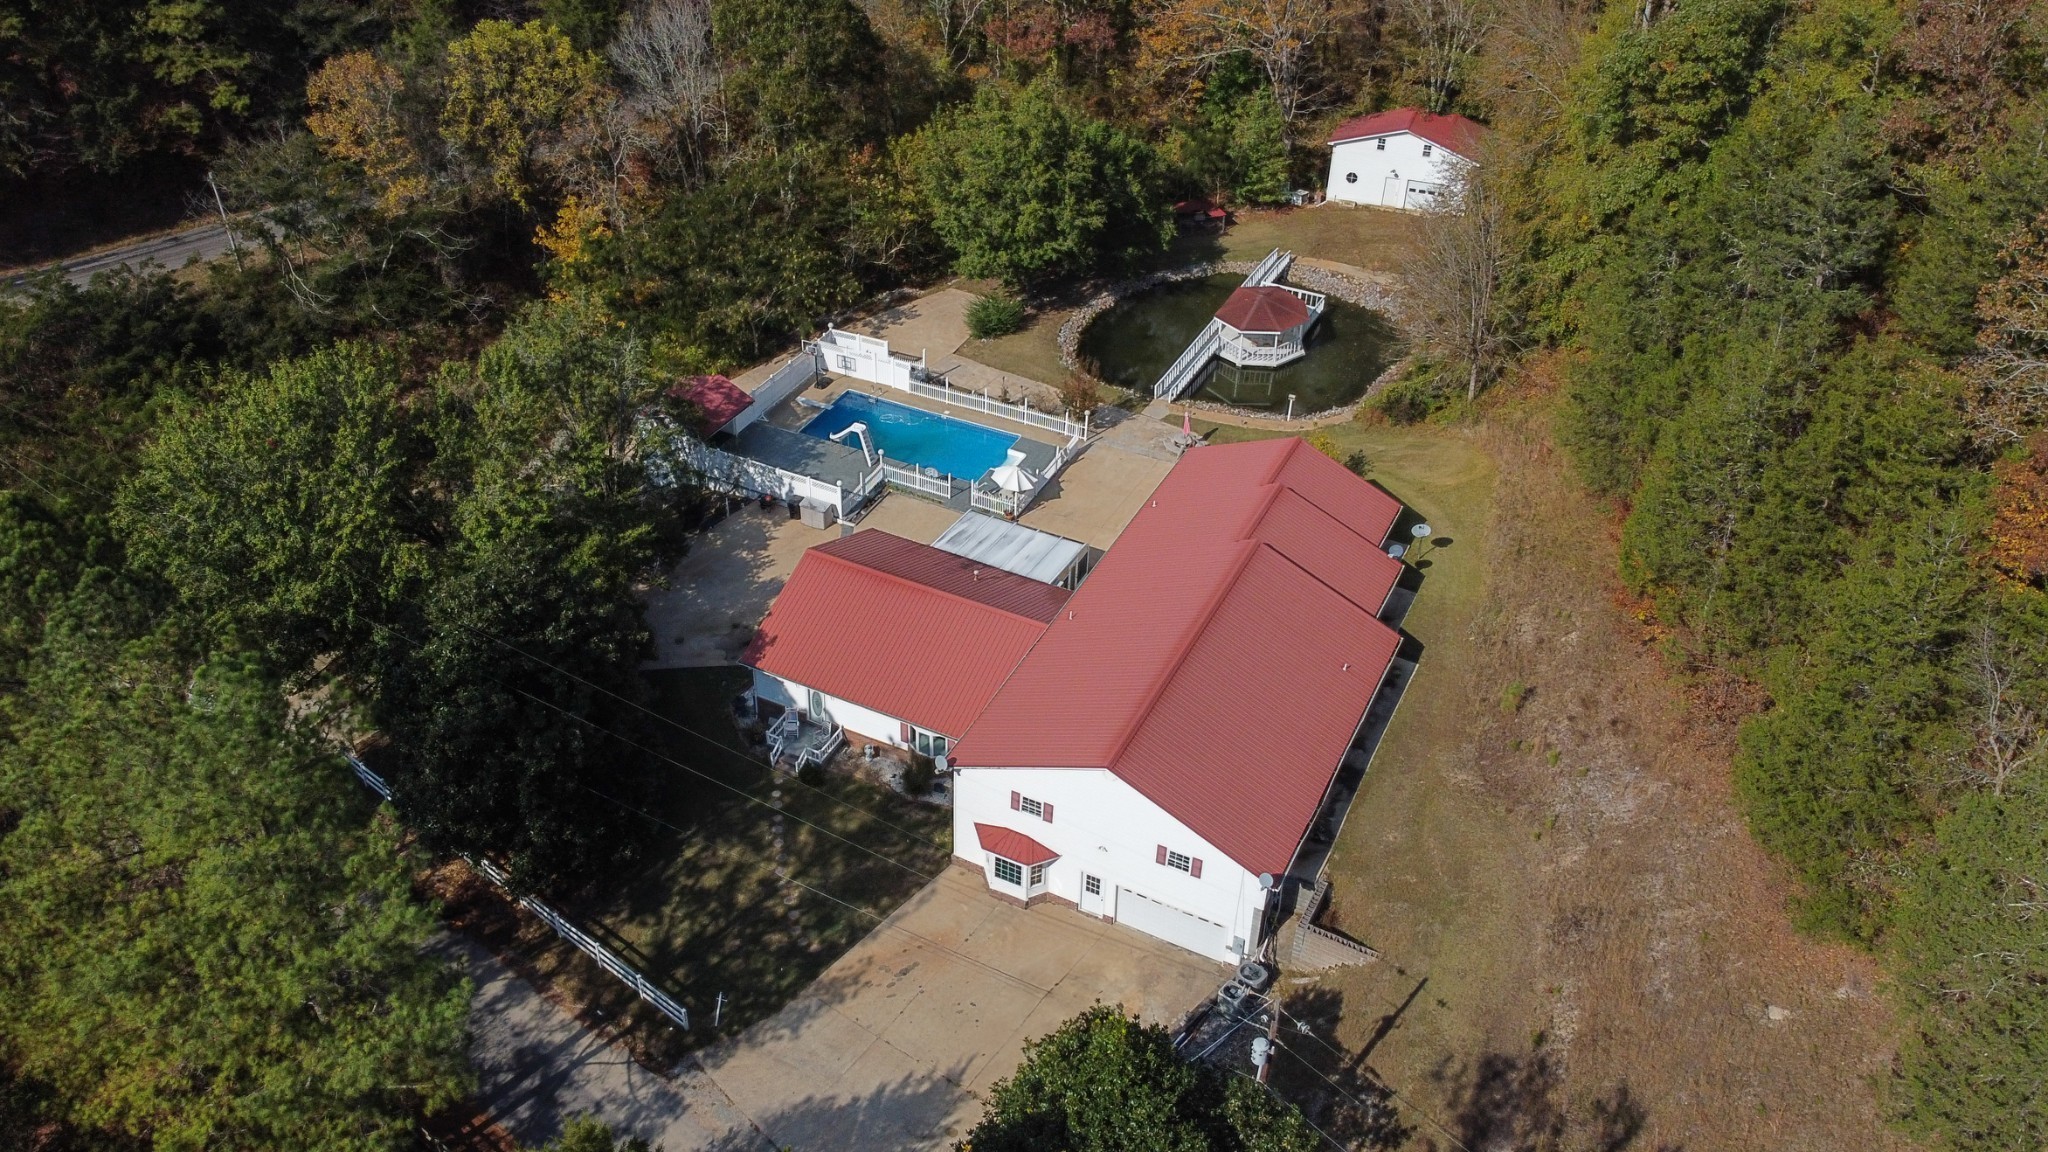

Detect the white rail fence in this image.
[905,378,1090,440]
[880,460,956,500]
[345,754,691,1030]
[651,433,867,518]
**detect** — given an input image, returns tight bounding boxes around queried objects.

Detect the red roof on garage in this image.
[745,532,1068,738]
[1215,286,1311,333]
[1328,108,1486,156]
[975,823,1058,865]
[670,374,755,436]
[952,439,1406,876]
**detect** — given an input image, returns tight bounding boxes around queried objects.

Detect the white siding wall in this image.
[951,766,1268,965]
[815,327,919,391]
[1326,132,1468,209]
[751,668,918,749]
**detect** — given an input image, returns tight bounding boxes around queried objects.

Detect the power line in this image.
[1269,1007,1476,1152]
[0,442,940,887]
[0,394,948,854]
[1226,1067,1353,1152]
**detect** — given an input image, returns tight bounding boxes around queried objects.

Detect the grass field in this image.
[437,666,953,1065]
[1190,407,1914,1152]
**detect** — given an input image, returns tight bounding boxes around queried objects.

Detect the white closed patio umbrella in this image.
[989,462,1038,493]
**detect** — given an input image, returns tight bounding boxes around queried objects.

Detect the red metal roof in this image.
[1328,108,1486,157]
[745,532,1068,738]
[974,823,1058,865]
[1214,286,1311,334]
[951,439,1406,876]
[670,374,755,436]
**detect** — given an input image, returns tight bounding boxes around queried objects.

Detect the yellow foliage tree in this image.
[440,20,603,210]
[306,51,428,215]
[1986,432,2048,588]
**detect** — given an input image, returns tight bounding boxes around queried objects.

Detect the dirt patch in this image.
[1208,407,1912,1151]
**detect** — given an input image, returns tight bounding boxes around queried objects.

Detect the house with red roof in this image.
[746,530,1070,764]
[948,439,1408,963]
[1325,107,1486,211]
[745,438,1411,963]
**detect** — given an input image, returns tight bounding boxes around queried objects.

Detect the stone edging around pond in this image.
[1056,260,1407,427]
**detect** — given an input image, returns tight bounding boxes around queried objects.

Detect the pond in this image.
[1078,273,1402,413]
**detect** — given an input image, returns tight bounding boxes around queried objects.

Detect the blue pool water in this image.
[801,392,1019,479]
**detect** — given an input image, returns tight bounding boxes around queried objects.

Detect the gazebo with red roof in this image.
[1212,283,1324,368]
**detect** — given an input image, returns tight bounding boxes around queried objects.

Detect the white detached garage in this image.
[1325,107,1485,211]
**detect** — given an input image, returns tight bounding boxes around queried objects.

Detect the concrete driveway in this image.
[695,863,1224,1150]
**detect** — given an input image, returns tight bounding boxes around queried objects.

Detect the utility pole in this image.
[205,171,243,270]
[1256,1008,1280,1083]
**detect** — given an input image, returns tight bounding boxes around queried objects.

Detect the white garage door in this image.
[1116,888,1229,958]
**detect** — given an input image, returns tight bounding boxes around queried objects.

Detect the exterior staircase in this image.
[1283,875,1382,971]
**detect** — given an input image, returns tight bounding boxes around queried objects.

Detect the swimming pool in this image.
[800,391,1019,479]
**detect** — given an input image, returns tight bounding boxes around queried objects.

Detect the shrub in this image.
[902,753,936,795]
[1053,371,1104,416]
[966,293,1027,339]
[1372,370,1451,424]
[797,761,826,787]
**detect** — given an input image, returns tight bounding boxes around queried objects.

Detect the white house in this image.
[1325,108,1485,211]
[947,439,1409,964]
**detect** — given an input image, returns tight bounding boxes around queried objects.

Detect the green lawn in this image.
[560,667,953,1049]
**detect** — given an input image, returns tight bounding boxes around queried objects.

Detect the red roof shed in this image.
[670,374,755,437]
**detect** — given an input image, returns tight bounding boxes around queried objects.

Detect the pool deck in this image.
[760,379,1063,498]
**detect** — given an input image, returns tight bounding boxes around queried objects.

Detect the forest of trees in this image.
[2,0,2045,1147]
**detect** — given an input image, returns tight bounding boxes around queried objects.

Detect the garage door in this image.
[1116,888,1229,958]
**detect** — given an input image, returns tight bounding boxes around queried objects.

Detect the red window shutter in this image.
[899,721,912,742]
[1042,802,1054,824]
[1156,845,1168,866]
[1010,791,1021,811]
[1190,858,1204,879]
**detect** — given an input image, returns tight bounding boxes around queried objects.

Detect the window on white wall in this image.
[1422,144,1434,157]
[1028,863,1047,887]
[1157,845,1204,877]
[1375,138,1385,150]
[993,857,1023,885]
[1344,172,1358,184]
[1009,791,1054,822]
[1166,850,1192,872]
[1084,875,1102,896]
[913,728,947,757]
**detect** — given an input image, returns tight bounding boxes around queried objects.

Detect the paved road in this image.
[444,935,774,1152]
[6,221,238,288]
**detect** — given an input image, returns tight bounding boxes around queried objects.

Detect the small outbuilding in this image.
[1212,284,1325,368]
[670,374,757,439]
[1325,107,1485,211]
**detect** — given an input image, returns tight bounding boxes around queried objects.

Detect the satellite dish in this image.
[933,755,950,772]
[1387,543,1406,559]
[1258,872,1276,890]
[1410,523,1432,539]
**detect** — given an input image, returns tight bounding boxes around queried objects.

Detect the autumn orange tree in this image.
[1963,209,2048,443]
